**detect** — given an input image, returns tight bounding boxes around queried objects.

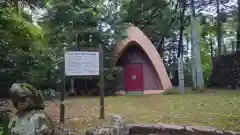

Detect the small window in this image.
[132,75,136,80]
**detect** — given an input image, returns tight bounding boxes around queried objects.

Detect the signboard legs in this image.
[60,71,65,128]
[63,46,104,120]
[99,44,105,119]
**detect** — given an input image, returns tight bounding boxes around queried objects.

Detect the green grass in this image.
[46,90,240,133]
[0,126,3,135]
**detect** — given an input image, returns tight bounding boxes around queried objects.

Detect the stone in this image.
[87,122,240,135]
[187,125,218,135]
[8,83,54,135]
[185,126,195,135]
[86,127,117,135]
[157,123,186,135]
[215,130,224,135]
[110,115,128,135]
[86,127,98,135]
[224,131,240,135]
[109,115,124,125]
[86,115,240,135]
[127,124,162,135]
[86,115,127,135]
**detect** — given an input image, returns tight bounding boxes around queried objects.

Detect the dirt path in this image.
[44,98,104,133]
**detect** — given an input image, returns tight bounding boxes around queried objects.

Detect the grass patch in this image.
[46,90,240,133]
[161,88,180,95]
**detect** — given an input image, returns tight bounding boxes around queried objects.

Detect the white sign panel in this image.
[65,51,99,76]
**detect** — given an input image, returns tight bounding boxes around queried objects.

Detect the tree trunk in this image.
[177,0,186,94]
[216,0,222,55]
[190,0,196,90]
[15,0,19,15]
[157,37,165,57]
[70,78,75,94]
[190,0,205,90]
[237,0,240,51]
[156,0,179,57]
[210,40,213,58]
[186,37,190,61]
[232,41,235,52]
[223,39,227,53]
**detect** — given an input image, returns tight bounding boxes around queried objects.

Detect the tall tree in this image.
[237,0,240,51]
[177,0,186,94]
[190,0,205,90]
[0,1,53,96]
[120,0,180,58]
[40,0,128,94]
[216,0,222,55]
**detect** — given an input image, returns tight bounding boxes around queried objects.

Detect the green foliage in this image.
[120,0,180,47]
[0,108,11,135]
[40,0,128,92]
[22,83,38,93]
[0,127,2,135]
[103,67,123,95]
[0,0,237,95]
[199,39,213,85]
[185,18,213,86]
[0,6,54,96]
[96,67,123,95]
[0,0,185,95]
[161,88,180,95]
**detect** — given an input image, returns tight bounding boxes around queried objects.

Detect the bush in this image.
[210,52,240,88]
[98,67,123,95]
[161,88,180,95]
[0,107,12,135]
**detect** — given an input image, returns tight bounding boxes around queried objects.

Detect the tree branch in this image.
[156,0,179,49]
[137,0,173,24]
[178,0,186,57]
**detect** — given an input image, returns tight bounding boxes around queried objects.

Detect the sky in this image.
[201,0,236,16]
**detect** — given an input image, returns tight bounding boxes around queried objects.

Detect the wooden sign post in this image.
[99,44,104,119]
[59,80,65,128]
[58,62,65,129]
[63,46,105,121]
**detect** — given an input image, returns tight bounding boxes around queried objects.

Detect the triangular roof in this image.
[112,26,172,91]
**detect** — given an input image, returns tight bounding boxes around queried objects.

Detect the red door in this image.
[124,64,143,92]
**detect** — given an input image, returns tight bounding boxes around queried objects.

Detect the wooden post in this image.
[59,61,65,128]
[70,77,75,94]
[99,43,105,119]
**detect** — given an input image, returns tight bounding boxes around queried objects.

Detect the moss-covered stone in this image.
[8,83,54,135]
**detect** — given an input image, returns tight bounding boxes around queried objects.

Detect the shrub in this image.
[161,88,180,95]
[0,107,12,135]
[98,67,123,95]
